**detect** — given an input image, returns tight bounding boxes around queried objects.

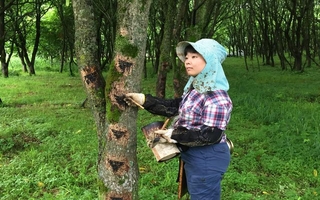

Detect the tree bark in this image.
[99,0,152,199]
[148,1,165,75]
[73,0,151,199]
[72,0,107,197]
[0,0,11,77]
[156,0,175,98]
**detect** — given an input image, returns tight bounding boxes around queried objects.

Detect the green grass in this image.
[1,57,320,199]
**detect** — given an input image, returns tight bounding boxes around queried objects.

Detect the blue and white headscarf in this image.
[176,38,229,94]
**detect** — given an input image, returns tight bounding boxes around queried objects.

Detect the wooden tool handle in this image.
[161,118,170,130]
[130,99,144,109]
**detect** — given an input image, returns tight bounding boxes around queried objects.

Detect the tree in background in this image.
[13,0,52,75]
[155,0,176,98]
[93,0,117,71]
[73,0,151,199]
[152,0,236,98]
[40,8,65,67]
[52,0,75,74]
[0,0,15,77]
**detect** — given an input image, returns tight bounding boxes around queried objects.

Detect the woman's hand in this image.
[124,93,145,107]
[154,129,177,143]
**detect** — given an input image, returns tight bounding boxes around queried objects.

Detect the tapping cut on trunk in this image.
[80,67,103,89]
[114,94,128,108]
[108,124,129,146]
[115,55,134,76]
[118,60,133,73]
[109,78,127,111]
[111,129,126,139]
[106,155,129,176]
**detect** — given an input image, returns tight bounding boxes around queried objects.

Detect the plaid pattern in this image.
[174,89,232,131]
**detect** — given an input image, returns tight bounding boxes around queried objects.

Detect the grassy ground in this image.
[0,58,319,199]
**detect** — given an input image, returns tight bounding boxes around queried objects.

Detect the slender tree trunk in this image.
[60,39,66,73]
[0,0,15,77]
[72,0,107,195]
[16,19,34,75]
[58,3,66,73]
[172,0,188,97]
[156,0,175,98]
[17,48,28,72]
[0,0,8,77]
[28,0,42,75]
[149,1,165,75]
[69,50,75,76]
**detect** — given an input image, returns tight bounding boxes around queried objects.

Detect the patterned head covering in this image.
[176,38,229,93]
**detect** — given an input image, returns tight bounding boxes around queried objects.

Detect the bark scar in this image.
[115,55,134,76]
[80,67,103,89]
[106,155,129,176]
[108,124,129,146]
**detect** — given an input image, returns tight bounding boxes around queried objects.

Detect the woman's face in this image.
[184,52,206,77]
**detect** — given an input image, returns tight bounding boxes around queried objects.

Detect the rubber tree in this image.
[73,0,151,199]
[100,0,152,198]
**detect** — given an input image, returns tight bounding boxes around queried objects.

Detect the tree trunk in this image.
[60,38,66,73]
[284,0,312,71]
[72,0,107,197]
[17,48,28,72]
[149,1,165,75]
[15,10,34,75]
[156,0,175,98]
[100,0,151,199]
[172,0,188,97]
[28,0,42,75]
[0,0,8,77]
[73,0,151,199]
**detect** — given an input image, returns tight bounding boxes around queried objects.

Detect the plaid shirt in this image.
[174,89,232,134]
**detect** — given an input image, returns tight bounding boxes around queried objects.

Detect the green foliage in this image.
[0,57,320,199]
[39,6,75,61]
[40,9,63,59]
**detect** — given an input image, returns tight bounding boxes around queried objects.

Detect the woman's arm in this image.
[143,94,182,117]
[171,126,223,147]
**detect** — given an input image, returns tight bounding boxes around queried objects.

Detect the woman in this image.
[125,38,232,200]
